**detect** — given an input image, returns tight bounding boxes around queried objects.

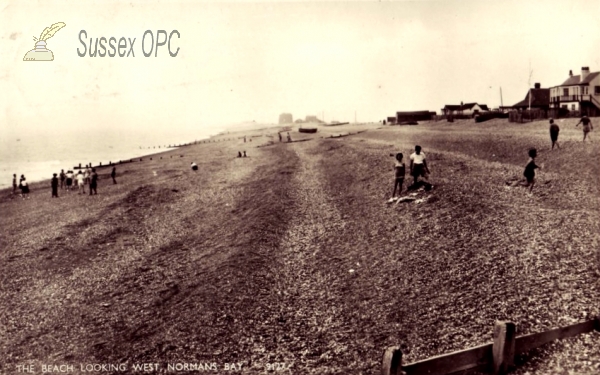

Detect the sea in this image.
[0,126,224,189]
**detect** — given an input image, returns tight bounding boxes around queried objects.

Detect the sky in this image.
[1,0,600,138]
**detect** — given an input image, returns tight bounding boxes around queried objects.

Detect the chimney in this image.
[534,83,541,89]
[581,67,590,82]
[569,70,573,77]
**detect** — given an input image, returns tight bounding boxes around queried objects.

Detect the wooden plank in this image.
[402,343,492,375]
[492,321,516,375]
[381,346,403,375]
[514,320,596,354]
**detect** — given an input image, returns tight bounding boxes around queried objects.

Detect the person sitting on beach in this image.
[549,118,560,149]
[76,170,85,194]
[392,153,405,199]
[191,162,198,171]
[523,148,542,193]
[19,175,30,199]
[243,151,247,157]
[409,145,430,187]
[66,170,73,191]
[51,173,59,198]
[238,151,242,158]
[89,168,98,195]
[575,115,593,142]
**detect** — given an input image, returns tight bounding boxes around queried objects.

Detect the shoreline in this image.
[0,123,284,193]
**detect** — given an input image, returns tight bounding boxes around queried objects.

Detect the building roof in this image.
[559,71,600,86]
[512,88,550,108]
[396,111,432,115]
[443,103,489,111]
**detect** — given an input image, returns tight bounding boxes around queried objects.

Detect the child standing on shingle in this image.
[392,153,405,199]
[549,118,560,149]
[523,148,542,193]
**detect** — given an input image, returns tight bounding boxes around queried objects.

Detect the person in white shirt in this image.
[409,145,430,186]
[76,170,86,194]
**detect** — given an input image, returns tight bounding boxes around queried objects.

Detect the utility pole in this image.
[528,61,533,113]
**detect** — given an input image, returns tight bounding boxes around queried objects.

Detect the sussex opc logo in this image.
[23,22,66,61]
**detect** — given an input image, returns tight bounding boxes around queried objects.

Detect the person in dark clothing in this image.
[89,168,98,195]
[19,175,30,199]
[523,148,541,193]
[59,169,66,189]
[51,173,59,198]
[12,174,17,195]
[238,151,242,158]
[549,118,560,149]
[243,151,247,157]
[392,153,405,198]
[278,132,282,142]
[111,167,117,184]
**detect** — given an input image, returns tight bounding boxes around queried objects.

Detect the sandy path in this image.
[265,142,350,374]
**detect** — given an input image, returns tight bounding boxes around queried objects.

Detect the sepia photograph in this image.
[1,0,599,374]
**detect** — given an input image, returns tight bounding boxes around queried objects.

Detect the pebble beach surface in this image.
[1,119,598,374]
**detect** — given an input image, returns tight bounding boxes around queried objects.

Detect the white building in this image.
[549,67,600,116]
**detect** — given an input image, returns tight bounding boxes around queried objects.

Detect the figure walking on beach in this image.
[51,173,59,198]
[287,132,292,143]
[89,168,98,195]
[59,169,66,189]
[12,174,17,195]
[392,153,405,199]
[575,115,593,142]
[278,132,282,142]
[549,118,560,149]
[111,167,117,184]
[409,145,430,187]
[77,170,86,194]
[523,148,542,193]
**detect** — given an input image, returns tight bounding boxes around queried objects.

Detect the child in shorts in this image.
[392,153,405,198]
[523,148,541,193]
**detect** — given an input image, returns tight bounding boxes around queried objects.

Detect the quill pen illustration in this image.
[38,22,66,41]
[24,22,66,61]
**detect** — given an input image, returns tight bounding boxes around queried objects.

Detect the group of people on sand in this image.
[12,165,118,200]
[548,115,593,149]
[390,145,431,200]
[56,165,101,196]
[278,132,292,143]
[526,115,594,193]
[389,116,594,199]
[12,174,30,199]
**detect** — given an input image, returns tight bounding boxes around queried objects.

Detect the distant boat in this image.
[299,127,318,134]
